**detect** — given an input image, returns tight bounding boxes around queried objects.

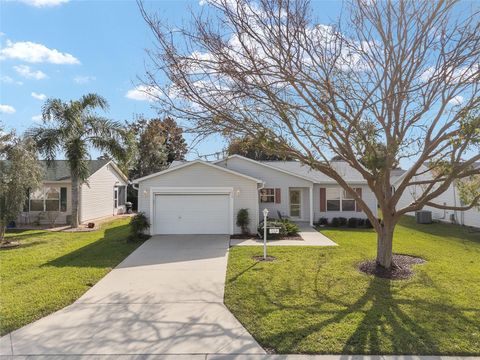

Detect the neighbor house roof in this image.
[37,159,128,183]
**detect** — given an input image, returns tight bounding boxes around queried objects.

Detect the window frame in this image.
[259,188,275,203]
[28,186,65,212]
[326,188,357,212]
[114,187,119,208]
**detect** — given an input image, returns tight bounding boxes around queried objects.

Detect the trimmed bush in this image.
[258,220,287,239]
[129,212,150,242]
[365,218,373,228]
[317,217,329,226]
[339,217,348,227]
[357,218,366,227]
[331,217,340,227]
[280,218,300,236]
[348,217,358,228]
[236,208,250,235]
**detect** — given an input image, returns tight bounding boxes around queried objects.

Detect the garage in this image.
[134,160,262,235]
[153,193,231,235]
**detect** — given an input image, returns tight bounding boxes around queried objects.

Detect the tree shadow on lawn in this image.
[253,273,480,354]
[42,224,138,269]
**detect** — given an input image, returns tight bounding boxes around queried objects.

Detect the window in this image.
[325,188,358,212]
[29,188,45,211]
[326,188,341,211]
[28,186,64,212]
[260,188,275,203]
[114,188,118,208]
[45,187,60,211]
[117,186,126,206]
[342,190,356,211]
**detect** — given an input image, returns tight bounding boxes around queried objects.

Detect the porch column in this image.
[309,186,314,226]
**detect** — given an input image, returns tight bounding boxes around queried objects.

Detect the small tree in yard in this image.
[29,94,128,228]
[236,208,250,235]
[139,0,480,270]
[0,133,43,245]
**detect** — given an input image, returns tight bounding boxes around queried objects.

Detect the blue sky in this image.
[0,0,343,160]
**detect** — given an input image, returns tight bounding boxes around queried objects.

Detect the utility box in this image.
[416,210,432,224]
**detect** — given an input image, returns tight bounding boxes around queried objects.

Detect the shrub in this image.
[357,218,365,227]
[280,218,300,235]
[331,217,340,227]
[129,212,150,242]
[258,220,287,239]
[348,217,358,228]
[236,208,250,235]
[365,218,373,228]
[317,217,329,226]
[339,217,348,227]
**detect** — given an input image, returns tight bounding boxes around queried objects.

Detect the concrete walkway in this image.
[230,223,337,246]
[0,235,265,357]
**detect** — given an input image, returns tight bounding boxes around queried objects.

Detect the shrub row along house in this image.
[133,155,377,235]
[19,159,128,226]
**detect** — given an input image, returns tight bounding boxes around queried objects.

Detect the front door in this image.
[289,189,302,219]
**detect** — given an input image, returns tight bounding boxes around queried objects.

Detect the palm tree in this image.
[29,93,127,228]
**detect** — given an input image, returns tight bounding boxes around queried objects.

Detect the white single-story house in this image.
[133,155,377,235]
[19,159,129,225]
[394,164,480,228]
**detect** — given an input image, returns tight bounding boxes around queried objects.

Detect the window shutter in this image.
[60,187,67,212]
[275,188,281,203]
[355,188,362,212]
[320,188,326,212]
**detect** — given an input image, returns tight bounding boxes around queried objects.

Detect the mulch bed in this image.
[358,254,426,280]
[252,255,277,262]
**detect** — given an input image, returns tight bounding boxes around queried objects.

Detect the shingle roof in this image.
[260,160,367,183]
[40,160,110,181]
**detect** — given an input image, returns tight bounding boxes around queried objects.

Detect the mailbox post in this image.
[263,208,269,260]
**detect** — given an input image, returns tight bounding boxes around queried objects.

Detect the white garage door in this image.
[153,194,230,234]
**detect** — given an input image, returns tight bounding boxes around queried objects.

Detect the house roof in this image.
[37,159,128,183]
[133,159,264,184]
[214,154,367,184]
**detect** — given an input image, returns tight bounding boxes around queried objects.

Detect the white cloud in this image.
[31,114,43,122]
[73,75,96,84]
[125,85,162,102]
[0,40,80,64]
[31,92,47,100]
[448,95,464,106]
[19,0,69,7]
[13,64,47,79]
[0,104,16,114]
[0,75,23,85]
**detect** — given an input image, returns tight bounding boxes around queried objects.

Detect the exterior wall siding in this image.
[137,163,260,234]
[216,157,313,221]
[80,164,127,223]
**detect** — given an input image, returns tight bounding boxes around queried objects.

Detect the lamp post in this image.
[263,208,269,260]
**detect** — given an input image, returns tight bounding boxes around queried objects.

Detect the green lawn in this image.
[0,218,142,336]
[225,216,480,355]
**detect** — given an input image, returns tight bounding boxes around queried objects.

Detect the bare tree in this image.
[138,0,480,269]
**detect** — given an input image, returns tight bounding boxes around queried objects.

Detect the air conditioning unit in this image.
[416,210,432,224]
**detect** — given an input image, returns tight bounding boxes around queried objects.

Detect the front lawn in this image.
[225,216,480,354]
[0,218,142,336]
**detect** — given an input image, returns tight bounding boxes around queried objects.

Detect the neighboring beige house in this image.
[19,159,128,225]
[133,155,377,235]
[394,164,480,228]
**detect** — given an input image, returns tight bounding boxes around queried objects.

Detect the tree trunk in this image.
[0,223,6,245]
[376,222,395,269]
[71,175,80,228]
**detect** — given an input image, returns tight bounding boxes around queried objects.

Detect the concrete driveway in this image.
[0,235,265,356]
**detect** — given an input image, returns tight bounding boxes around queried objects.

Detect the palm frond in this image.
[80,93,109,111]
[42,99,65,123]
[26,127,63,163]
